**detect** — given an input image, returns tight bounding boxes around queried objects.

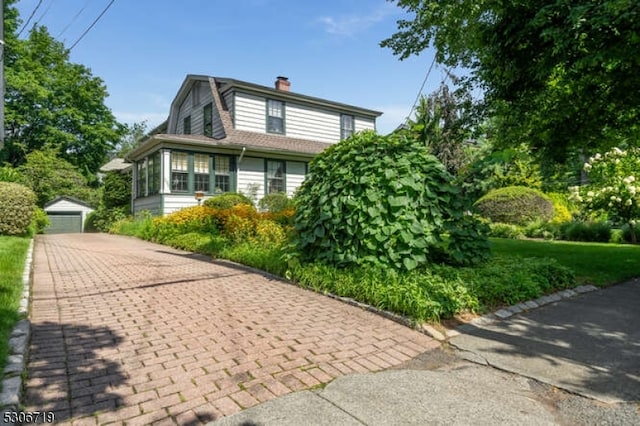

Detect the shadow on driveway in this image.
[25,321,127,421]
[450,279,640,403]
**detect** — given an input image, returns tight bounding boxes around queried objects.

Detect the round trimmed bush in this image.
[474,186,554,225]
[259,192,293,213]
[203,192,253,209]
[0,182,37,235]
[294,130,489,270]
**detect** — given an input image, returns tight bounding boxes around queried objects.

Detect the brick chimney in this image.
[275,76,290,91]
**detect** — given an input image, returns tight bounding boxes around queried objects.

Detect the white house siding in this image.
[237,157,266,201]
[133,194,162,216]
[233,92,265,133]
[286,103,340,143]
[286,161,306,197]
[355,116,376,133]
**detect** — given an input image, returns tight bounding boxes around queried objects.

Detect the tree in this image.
[114,121,148,158]
[1,2,123,178]
[570,147,640,243]
[405,80,472,175]
[17,148,99,207]
[382,0,640,163]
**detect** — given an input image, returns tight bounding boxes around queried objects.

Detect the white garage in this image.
[44,196,94,234]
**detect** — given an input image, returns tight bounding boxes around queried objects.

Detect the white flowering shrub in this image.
[569,147,640,243]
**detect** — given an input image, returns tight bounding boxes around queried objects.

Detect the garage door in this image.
[46,212,83,234]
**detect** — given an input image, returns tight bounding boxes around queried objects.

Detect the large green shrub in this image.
[474,186,554,225]
[203,192,254,209]
[559,221,612,243]
[293,131,489,270]
[0,182,37,235]
[259,192,293,213]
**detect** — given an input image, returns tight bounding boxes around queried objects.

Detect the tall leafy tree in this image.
[382,0,640,163]
[1,1,123,177]
[406,80,472,175]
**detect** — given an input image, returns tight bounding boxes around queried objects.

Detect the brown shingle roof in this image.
[127,74,366,161]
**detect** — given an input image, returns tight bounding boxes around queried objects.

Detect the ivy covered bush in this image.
[293,131,489,270]
[474,186,554,225]
[0,182,37,235]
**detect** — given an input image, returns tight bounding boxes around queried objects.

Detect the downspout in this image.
[238,147,246,165]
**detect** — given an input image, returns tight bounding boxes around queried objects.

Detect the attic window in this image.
[183,116,191,135]
[341,114,354,140]
[267,99,284,134]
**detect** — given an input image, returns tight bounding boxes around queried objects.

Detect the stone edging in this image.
[1,239,34,414]
[422,284,600,341]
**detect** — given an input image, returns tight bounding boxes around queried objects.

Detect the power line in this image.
[404,55,437,124]
[17,0,44,37]
[33,0,55,28]
[58,0,91,38]
[69,0,116,52]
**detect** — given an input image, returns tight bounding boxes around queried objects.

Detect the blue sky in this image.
[14,0,449,135]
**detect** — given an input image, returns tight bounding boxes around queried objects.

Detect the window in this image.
[183,116,191,135]
[136,160,147,197]
[148,152,161,195]
[267,99,284,134]
[266,160,285,194]
[214,156,231,193]
[203,103,213,137]
[171,152,189,192]
[192,83,200,107]
[194,154,210,193]
[341,114,355,140]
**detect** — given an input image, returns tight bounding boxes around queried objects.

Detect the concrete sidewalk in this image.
[450,278,640,403]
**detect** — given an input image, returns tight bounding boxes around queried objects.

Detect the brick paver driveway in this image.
[25,234,438,425]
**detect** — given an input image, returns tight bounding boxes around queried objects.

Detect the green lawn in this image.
[490,238,640,286]
[0,236,30,370]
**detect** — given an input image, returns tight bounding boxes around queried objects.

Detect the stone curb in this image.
[444,284,599,339]
[1,239,34,421]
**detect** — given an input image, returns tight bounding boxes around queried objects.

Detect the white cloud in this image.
[318,4,395,37]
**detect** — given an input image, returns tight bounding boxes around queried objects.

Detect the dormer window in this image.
[267,99,284,134]
[341,114,355,140]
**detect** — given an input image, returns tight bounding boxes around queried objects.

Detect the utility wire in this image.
[69,0,116,52]
[17,0,44,37]
[404,55,437,124]
[58,0,91,38]
[33,0,55,29]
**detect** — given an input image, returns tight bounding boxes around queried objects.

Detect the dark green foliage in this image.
[85,207,128,233]
[382,0,640,163]
[17,148,98,207]
[258,192,293,213]
[203,192,254,209]
[2,21,122,177]
[559,221,612,243]
[294,131,489,270]
[474,186,554,225]
[102,172,131,209]
[0,182,36,235]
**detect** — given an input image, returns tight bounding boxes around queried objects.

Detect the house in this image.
[126,75,382,215]
[44,196,95,234]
